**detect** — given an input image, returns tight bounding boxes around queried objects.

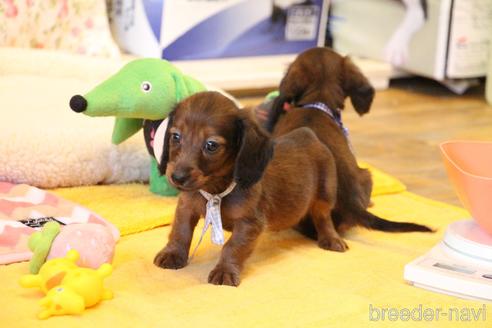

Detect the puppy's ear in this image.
[265,61,305,132]
[342,57,375,116]
[157,109,176,175]
[265,93,289,132]
[234,114,274,189]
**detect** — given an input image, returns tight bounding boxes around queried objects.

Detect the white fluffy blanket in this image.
[0,48,149,188]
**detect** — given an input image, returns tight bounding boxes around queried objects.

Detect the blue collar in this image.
[301,102,349,137]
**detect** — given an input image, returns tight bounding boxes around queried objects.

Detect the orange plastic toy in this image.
[440,140,492,235]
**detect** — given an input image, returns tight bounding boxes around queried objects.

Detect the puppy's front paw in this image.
[318,236,348,252]
[208,265,240,287]
[154,248,188,270]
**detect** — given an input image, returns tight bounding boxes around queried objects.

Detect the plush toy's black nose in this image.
[70,95,87,113]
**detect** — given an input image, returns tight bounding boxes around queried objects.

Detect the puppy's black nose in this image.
[70,95,87,113]
[171,171,190,185]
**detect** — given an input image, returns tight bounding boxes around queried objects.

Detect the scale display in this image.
[404,220,492,301]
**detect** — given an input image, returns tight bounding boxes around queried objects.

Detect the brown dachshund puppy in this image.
[266,47,432,243]
[154,91,342,286]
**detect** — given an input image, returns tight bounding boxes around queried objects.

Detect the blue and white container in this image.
[110,0,328,59]
[108,0,329,89]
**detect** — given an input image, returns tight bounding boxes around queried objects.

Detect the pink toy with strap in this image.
[0,182,119,266]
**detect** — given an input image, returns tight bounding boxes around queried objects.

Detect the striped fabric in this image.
[0,182,119,264]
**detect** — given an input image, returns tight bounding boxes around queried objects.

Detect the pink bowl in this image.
[440,141,492,235]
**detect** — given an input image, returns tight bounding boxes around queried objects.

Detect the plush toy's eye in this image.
[204,140,220,154]
[141,81,152,93]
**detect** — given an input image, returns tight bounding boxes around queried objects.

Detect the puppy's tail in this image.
[354,208,433,233]
[298,208,433,238]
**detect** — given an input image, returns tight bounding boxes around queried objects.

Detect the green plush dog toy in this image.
[69,59,206,196]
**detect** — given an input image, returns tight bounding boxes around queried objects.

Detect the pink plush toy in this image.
[28,221,116,274]
[48,223,115,268]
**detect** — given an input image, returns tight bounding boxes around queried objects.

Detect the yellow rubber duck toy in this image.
[19,249,113,319]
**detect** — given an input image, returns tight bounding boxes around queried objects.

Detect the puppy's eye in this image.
[170,132,181,143]
[204,140,219,153]
[141,81,152,93]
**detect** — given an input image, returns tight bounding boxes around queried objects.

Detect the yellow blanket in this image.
[2,169,490,327]
[51,163,406,236]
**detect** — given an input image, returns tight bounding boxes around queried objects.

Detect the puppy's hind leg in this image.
[358,167,373,208]
[294,216,318,240]
[311,142,347,251]
[310,202,348,252]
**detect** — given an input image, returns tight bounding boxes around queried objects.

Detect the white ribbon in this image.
[188,181,237,263]
[198,181,237,245]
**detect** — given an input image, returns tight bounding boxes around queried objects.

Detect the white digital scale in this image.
[404,219,492,301]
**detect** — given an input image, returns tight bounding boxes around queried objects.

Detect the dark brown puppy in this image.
[266,47,432,242]
[154,91,341,286]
